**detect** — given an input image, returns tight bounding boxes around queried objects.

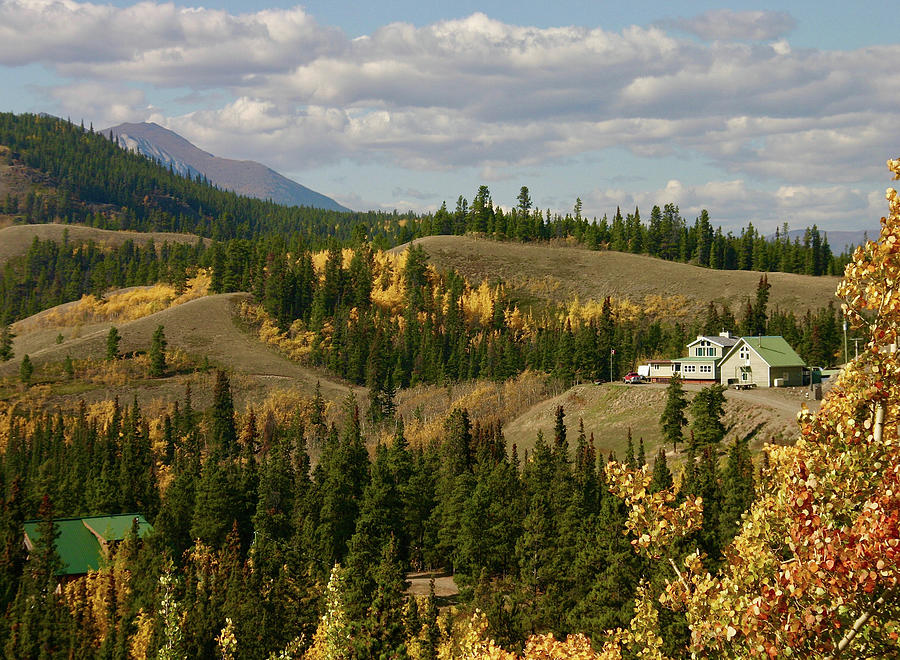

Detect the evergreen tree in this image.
[689,384,727,449]
[0,478,26,611]
[149,324,167,377]
[751,274,771,336]
[6,495,69,659]
[19,354,32,385]
[649,448,673,493]
[719,437,756,547]
[361,537,409,658]
[106,326,120,361]
[0,322,13,362]
[660,374,688,452]
[211,370,237,456]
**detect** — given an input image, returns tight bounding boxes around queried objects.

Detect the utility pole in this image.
[851,337,863,360]
[843,318,849,365]
[610,348,615,383]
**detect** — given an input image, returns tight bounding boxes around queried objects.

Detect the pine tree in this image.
[0,322,13,362]
[625,428,637,469]
[19,354,32,385]
[660,374,688,452]
[149,324,167,377]
[106,326,120,361]
[649,448,673,493]
[361,537,409,658]
[690,384,727,449]
[211,370,237,456]
[719,437,756,547]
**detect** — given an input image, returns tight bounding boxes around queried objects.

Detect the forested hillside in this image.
[0,111,884,659]
[1,113,850,274]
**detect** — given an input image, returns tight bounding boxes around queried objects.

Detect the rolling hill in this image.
[399,235,841,317]
[106,122,349,212]
[0,224,207,265]
[1,292,354,413]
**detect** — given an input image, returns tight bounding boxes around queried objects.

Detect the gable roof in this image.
[723,336,806,368]
[687,334,740,348]
[23,514,152,576]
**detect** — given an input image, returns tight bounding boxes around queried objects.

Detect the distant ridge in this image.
[106,122,349,212]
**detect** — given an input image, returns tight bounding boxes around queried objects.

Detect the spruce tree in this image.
[19,354,32,385]
[211,370,237,456]
[719,437,756,547]
[660,374,688,452]
[105,326,120,361]
[553,405,567,454]
[689,384,727,449]
[149,324,166,377]
[650,448,673,493]
[0,322,13,362]
[625,427,636,469]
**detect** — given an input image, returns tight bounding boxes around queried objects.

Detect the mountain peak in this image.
[105,122,349,212]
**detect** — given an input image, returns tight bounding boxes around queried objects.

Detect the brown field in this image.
[502,381,818,470]
[0,224,208,265]
[395,235,840,317]
[0,292,353,415]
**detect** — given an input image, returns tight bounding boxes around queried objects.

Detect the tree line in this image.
[0,113,850,276]
[0,370,755,657]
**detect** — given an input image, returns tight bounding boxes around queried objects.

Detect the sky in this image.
[1,1,897,235]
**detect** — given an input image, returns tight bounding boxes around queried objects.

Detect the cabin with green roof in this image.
[718,336,806,388]
[23,514,152,577]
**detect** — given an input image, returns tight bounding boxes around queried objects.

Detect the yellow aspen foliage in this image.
[129,609,154,660]
[605,461,703,557]
[460,281,497,328]
[19,270,210,329]
[618,159,900,658]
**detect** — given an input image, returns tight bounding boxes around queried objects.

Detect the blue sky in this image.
[1,1,897,233]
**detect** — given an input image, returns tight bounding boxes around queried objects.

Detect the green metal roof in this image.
[672,356,719,363]
[82,515,152,541]
[23,514,152,576]
[735,336,806,368]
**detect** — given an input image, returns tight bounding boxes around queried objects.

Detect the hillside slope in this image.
[503,381,816,464]
[107,122,349,211]
[400,235,840,317]
[0,224,206,265]
[1,292,352,411]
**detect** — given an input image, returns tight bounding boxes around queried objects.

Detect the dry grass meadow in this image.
[396,235,840,318]
[0,291,353,419]
[502,380,818,471]
[0,224,207,265]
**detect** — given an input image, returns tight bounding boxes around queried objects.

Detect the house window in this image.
[684,365,696,374]
[673,363,681,372]
[739,346,750,360]
[699,365,712,374]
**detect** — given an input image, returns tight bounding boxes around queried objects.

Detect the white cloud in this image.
[43,81,154,127]
[0,0,342,83]
[2,2,897,228]
[581,179,882,234]
[660,10,797,42]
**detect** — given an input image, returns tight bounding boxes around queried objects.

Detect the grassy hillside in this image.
[400,235,840,317]
[0,291,353,416]
[0,224,207,265]
[503,381,817,467]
